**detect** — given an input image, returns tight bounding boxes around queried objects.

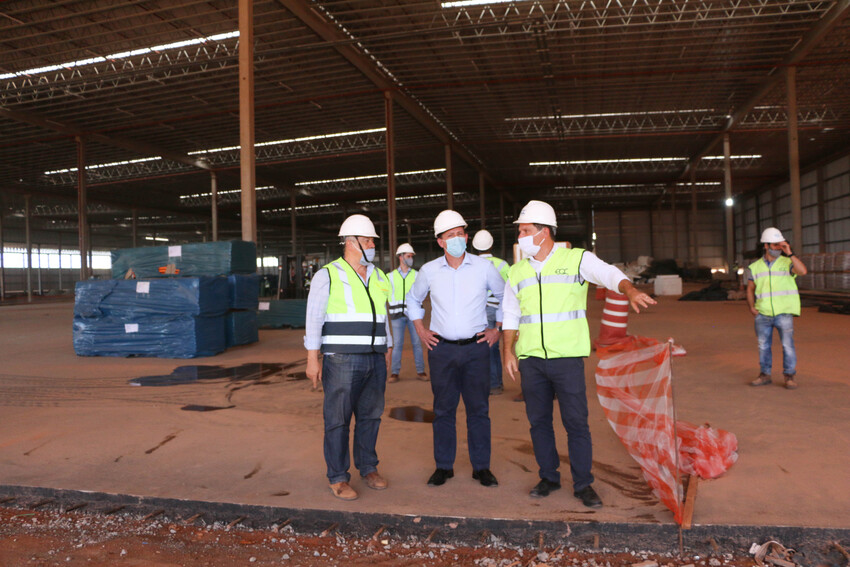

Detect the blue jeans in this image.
[390,315,425,375]
[321,353,386,484]
[755,313,797,376]
[486,306,503,389]
[428,340,491,471]
[519,356,594,491]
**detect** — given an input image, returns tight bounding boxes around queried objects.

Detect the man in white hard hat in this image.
[502,200,656,507]
[472,229,510,395]
[304,214,393,501]
[388,243,428,383]
[407,210,506,488]
[746,227,807,390]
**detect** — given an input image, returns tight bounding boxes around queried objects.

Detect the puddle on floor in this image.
[181,404,236,412]
[129,362,303,387]
[388,406,435,423]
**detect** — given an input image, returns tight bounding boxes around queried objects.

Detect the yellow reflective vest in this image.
[321,258,391,354]
[749,256,800,317]
[389,268,416,319]
[507,247,590,359]
[483,255,509,308]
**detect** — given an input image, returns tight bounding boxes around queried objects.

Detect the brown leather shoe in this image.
[417,372,429,381]
[784,375,798,390]
[749,373,772,387]
[364,471,388,490]
[329,481,358,500]
[388,374,399,383]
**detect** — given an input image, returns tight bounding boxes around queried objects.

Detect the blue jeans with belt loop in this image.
[321,352,387,484]
[427,339,491,471]
[755,313,797,376]
[519,356,594,491]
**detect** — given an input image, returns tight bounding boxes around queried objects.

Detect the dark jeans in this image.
[486,306,503,389]
[519,356,594,491]
[321,352,386,484]
[428,339,491,470]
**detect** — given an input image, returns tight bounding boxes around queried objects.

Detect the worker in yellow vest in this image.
[746,227,808,390]
[502,200,655,507]
[472,229,510,395]
[388,243,428,382]
[305,214,393,501]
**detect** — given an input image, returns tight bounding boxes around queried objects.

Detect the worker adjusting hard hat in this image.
[338,214,379,238]
[433,209,468,237]
[396,243,415,256]
[513,200,557,228]
[472,230,494,252]
[760,227,785,243]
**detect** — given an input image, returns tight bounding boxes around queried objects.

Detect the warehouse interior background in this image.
[1,0,849,301]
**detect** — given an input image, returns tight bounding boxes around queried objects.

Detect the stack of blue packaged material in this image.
[257,299,308,328]
[74,241,259,358]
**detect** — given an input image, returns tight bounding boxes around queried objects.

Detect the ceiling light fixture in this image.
[295,168,446,187]
[189,128,386,155]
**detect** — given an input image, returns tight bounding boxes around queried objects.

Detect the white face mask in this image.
[518,229,543,257]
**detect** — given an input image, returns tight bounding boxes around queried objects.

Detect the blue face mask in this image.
[445,236,466,258]
[403,257,414,267]
[767,248,782,258]
[356,240,376,266]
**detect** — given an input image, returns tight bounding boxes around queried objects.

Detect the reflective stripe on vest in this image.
[389,268,416,317]
[748,256,800,317]
[486,256,510,308]
[507,247,590,359]
[321,258,391,354]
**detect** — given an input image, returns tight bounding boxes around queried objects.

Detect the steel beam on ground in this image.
[76,137,89,282]
[25,195,32,303]
[239,0,257,243]
[723,134,734,270]
[787,67,803,247]
[385,93,398,261]
[445,145,454,210]
[211,172,219,242]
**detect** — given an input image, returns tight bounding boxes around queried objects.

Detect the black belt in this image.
[436,334,481,346]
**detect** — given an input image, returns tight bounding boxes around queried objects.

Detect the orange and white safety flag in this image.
[595,341,684,524]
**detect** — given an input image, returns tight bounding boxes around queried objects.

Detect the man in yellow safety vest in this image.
[388,243,428,382]
[305,214,393,501]
[746,227,808,390]
[502,200,655,507]
[472,229,510,395]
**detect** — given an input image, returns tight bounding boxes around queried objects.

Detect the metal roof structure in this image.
[2,0,850,252]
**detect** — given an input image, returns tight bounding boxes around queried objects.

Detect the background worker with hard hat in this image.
[304,214,393,501]
[746,227,808,390]
[388,243,428,383]
[407,210,507,489]
[472,229,510,395]
[501,200,655,508]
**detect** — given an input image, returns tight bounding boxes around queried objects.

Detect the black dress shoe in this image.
[427,468,454,486]
[574,485,603,508]
[529,479,561,498]
[471,469,499,487]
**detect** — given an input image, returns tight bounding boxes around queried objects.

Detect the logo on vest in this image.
[554,268,572,275]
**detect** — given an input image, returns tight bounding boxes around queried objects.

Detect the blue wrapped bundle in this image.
[226,310,259,347]
[228,274,260,310]
[75,277,229,318]
[111,240,257,279]
[73,315,226,358]
[257,299,307,328]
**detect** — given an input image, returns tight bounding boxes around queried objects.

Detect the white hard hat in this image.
[396,243,415,255]
[760,227,785,243]
[514,200,557,227]
[338,214,379,238]
[472,230,494,251]
[433,210,468,237]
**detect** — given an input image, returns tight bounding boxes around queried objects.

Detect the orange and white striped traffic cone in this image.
[593,289,631,348]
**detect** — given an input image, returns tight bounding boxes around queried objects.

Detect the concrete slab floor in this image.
[1,286,848,530]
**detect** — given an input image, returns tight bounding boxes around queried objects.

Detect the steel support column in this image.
[0,199,5,302]
[25,195,32,303]
[445,145,454,210]
[671,185,678,262]
[385,93,398,260]
[787,67,803,246]
[499,193,506,260]
[131,208,138,247]
[723,134,734,270]
[57,236,63,292]
[239,0,257,243]
[479,172,486,229]
[76,137,89,281]
[816,167,826,253]
[211,171,219,242]
[690,169,698,265]
[290,190,297,256]
[36,244,42,296]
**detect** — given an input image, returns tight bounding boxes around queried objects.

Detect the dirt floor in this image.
[0,282,849,563]
[0,505,762,567]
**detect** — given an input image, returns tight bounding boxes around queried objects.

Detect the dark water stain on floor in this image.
[181,404,235,412]
[388,406,435,423]
[129,361,305,387]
